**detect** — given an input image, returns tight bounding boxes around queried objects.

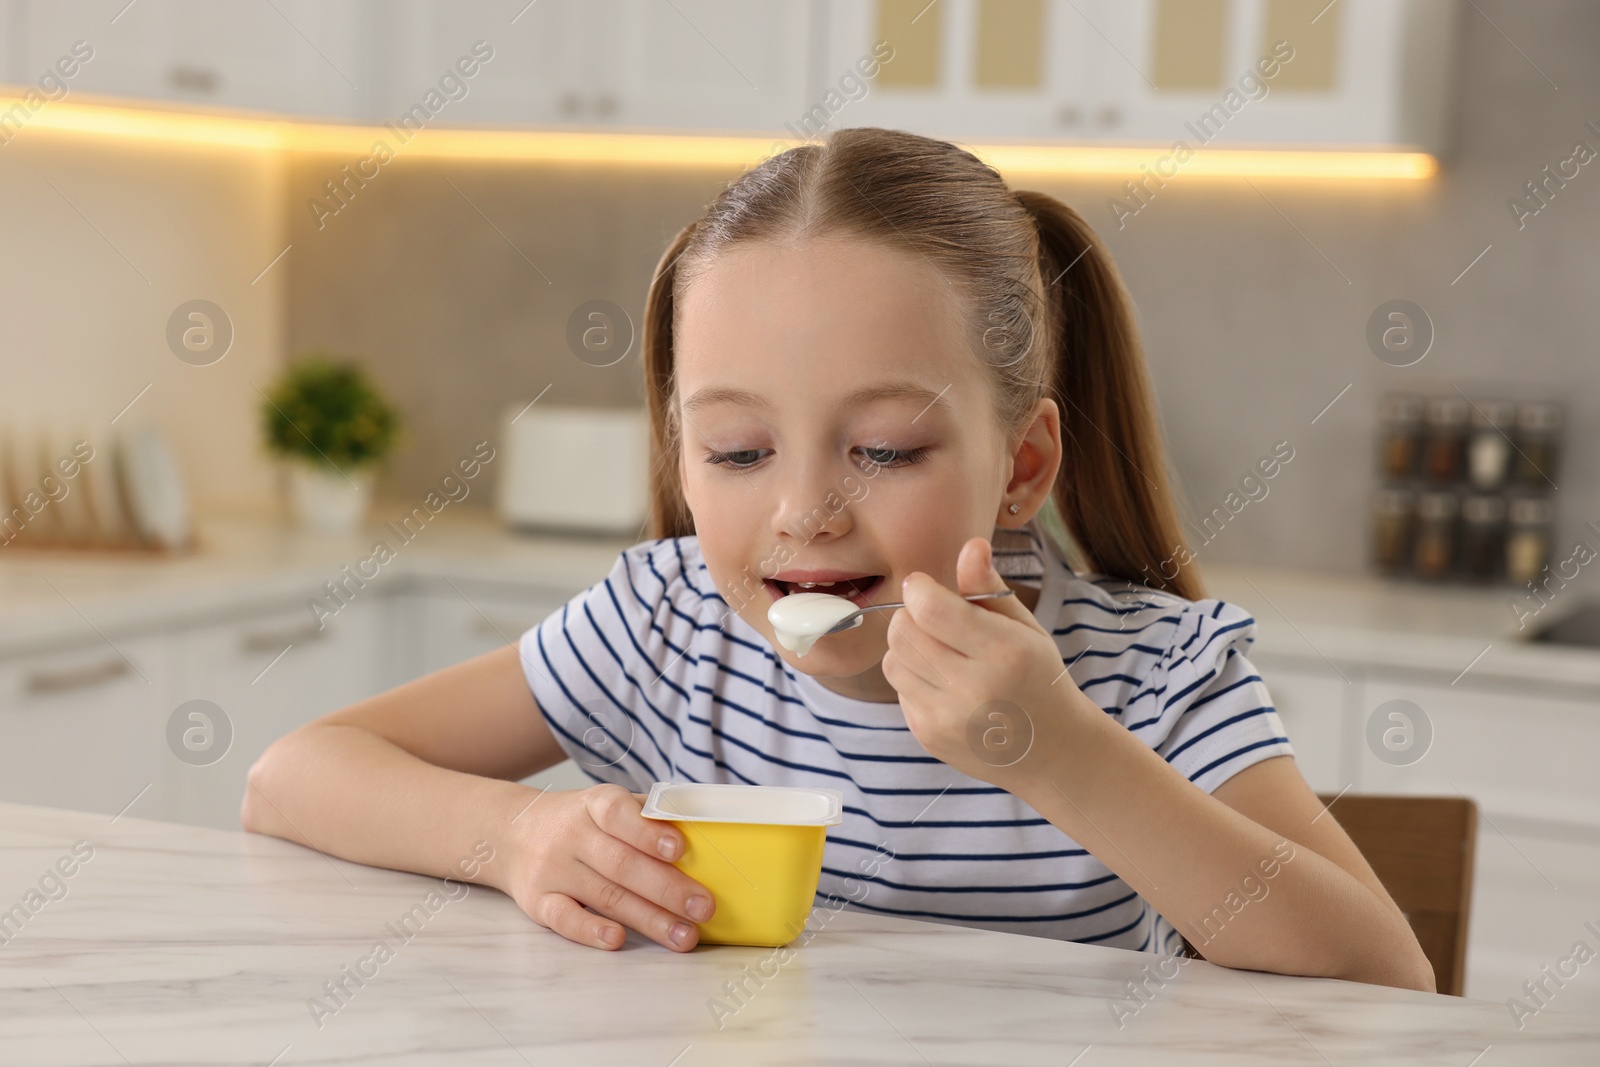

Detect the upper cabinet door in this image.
[819,0,1092,142]
[15,0,378,119]
[383,0,581,128]
[602,0,813,133]
[820,0,1456,151]
[1105,0,1458,151]
[384,0,812,132]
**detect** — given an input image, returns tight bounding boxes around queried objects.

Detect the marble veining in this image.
[1,801,1598,1065]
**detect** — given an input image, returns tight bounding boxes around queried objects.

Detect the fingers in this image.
[571,865,702,952]
[886,609,952,691]
[582,785,716,938]
[590,787,681,861]
[532,890,626,951]
[955,537,1006,599]
[902,569,1029,660]
[882,642,940,703]
[523,784,718,954]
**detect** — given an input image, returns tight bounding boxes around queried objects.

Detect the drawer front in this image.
[0,636,171,820]
[1354,678,1600,824]
[167,599,385,830]
[389,584,571,687]
[1465,825,1600,1017]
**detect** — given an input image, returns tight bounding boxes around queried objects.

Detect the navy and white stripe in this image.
[518,518,1295,955]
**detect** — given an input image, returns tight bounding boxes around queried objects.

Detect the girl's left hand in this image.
[883,537,1087,787]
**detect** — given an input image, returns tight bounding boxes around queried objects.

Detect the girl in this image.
[244,127,1433,991]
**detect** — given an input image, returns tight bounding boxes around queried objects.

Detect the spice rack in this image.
[1372,393,1561,585]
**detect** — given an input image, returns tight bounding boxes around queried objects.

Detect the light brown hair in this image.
[642,127,1200,600]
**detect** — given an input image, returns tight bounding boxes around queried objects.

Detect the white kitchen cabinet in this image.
[386,577,570,686]
[6,0,1456,150]
[1464,822,1600,1016]
[386,578,593,793]
[1353,676,1600,826]
[0,3,22,85]
[384,0,579,128]
[1242,657,1600,1016]
[604,0,813,132]
[387,0,812,133]
[166,597,387,830]
[820,0,1456,151]
[0,634,173,822]
[817,0,1097,141]
[1109,0,1459,151]
[14,0,380,119]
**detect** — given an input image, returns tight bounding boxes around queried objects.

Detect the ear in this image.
[999,398,1061,528]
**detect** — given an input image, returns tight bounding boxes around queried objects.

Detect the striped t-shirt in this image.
[518,518,1295,955]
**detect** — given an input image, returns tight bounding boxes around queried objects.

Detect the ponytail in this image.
[643,222,698,540]
[1014,191,1202,601]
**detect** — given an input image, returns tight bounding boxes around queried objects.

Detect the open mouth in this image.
[764,575,886,608]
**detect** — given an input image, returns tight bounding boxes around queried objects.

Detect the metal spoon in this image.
[819,588,1016,637]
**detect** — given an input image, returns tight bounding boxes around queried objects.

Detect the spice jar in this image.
[1513,402,1562,488]
[1459,494,1507,582]
[1421,397,1469,484]
[1467,400,1516,490]
[1506,495,1554,585]
[1377,394,1424,482]
[1371,487,1415,575]
[1413,491,1459,580]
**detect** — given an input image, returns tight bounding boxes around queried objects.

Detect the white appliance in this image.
[496,404,649,535]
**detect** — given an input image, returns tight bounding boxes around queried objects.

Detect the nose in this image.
[770,453,857,544]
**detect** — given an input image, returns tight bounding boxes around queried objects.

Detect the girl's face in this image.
[674,235,1045,702]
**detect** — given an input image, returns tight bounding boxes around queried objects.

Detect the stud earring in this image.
[1007,503,1020,514]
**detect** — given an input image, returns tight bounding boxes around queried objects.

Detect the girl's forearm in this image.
[1008,700,1431,990]
[241,722,532,894]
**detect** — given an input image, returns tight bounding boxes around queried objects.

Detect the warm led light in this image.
[1,95,1438,180]
[2,96,288,150]
[975,143,1438,180]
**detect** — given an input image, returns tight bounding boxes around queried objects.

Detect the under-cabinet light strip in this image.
[0,96,1438,180]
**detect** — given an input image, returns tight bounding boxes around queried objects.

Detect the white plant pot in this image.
[286,461,374,534]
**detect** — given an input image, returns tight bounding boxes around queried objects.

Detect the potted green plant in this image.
[261,353,401,533]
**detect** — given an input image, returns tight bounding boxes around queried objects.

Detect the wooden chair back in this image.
[1318,793,1478,996]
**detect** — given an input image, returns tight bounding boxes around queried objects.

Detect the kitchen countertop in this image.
[1202,561,1600,692]
[0,507,634,657]
[3,800,1597,1065]
[2,506,1597,691]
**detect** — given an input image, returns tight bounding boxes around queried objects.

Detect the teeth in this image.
[796,581,837,589]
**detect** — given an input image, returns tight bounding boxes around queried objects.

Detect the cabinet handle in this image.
[168,64,220,95]
[594,94,617,118]
[1055,104,1082,127]
[239,622,328,654]
[24,657,132,695]
[559,92,583,117]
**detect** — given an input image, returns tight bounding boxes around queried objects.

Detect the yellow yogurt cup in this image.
[640,782,844,947]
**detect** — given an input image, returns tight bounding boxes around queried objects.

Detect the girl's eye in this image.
[857,445,930,470]
[702,445,930,471]
[704,449,769,469]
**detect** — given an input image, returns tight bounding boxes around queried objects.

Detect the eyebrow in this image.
[681,381,952,417]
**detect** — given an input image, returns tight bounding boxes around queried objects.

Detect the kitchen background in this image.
[2,0,1599,1016]
[5,1,1596,568]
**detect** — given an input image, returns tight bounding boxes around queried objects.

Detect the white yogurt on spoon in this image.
[767,592,861,656]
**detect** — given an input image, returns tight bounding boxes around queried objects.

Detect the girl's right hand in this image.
[500,783,716,952]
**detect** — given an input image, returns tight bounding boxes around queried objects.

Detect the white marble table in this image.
[3,802,1597,1066]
